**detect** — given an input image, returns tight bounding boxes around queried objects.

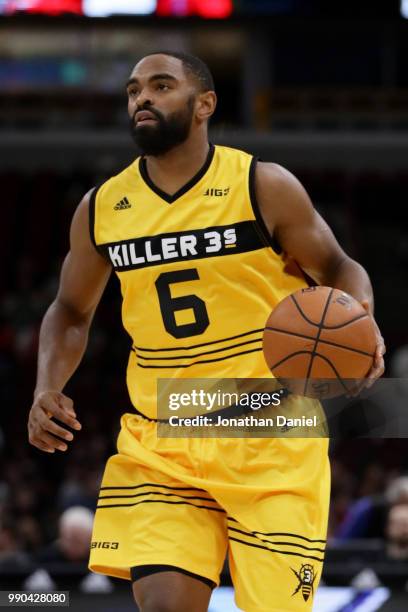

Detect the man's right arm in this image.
[28,190,111,453]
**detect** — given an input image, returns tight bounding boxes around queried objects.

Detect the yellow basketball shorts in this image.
[89,413,330,612]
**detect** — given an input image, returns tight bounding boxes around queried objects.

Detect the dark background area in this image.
[1,3,408,609]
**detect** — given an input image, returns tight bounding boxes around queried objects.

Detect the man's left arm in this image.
[255,161,385,387]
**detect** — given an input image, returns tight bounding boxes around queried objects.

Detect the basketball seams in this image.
[267,351,351,394]
[319,313,369,330]
[304,288,335,394]
[309,354,351,393]
[290,294,369,329]
[267,350,316,371]
[290,293,314,324]
[264,326,374,358]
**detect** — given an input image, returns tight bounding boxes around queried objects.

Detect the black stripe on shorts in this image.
[227,517,327,543]
[228,536,325,563]
[98,484,220,510]
[228,526,326,554]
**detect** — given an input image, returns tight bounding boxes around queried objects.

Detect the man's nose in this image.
[135,89,153,108]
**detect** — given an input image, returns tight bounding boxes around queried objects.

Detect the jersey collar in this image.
[138,143,215,204]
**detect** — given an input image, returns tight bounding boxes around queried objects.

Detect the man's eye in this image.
[128,89,139,97]
[157,83,170,91]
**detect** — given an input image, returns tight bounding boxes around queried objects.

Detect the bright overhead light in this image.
[83,0,156,16]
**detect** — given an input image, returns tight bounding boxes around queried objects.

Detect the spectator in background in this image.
[335,475,408,540]
[385,504,408,560]
[22,506,114,593]
[0,518,31,571]
[35,506,93,564]
[26,505,112,594]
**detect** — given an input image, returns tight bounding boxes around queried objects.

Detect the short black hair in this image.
[142,50,215,93]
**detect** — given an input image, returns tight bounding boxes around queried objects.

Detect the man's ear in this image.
[195,91,217,122]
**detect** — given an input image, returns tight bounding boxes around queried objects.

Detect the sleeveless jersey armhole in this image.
[88,185,108,260]
[88,160,137,258]
[89,186,98,248]
[248,156,283,256]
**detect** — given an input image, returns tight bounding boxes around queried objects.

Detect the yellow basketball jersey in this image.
[90,144,309,419]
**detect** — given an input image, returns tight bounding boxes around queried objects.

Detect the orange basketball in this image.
[262,286,377,398]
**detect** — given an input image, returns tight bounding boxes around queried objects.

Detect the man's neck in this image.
[144,136,210,196]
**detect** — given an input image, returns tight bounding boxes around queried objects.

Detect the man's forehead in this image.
[130,55,186,80]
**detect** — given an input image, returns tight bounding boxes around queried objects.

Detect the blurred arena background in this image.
[1,1,408,610]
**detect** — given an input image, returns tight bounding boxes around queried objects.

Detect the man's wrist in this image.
[33,387,60,400]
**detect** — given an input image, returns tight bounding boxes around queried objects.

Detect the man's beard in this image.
[129,96,195,156]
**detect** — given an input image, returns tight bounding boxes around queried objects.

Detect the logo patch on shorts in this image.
[291,563,316,602]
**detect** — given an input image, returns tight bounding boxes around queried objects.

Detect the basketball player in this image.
[28,52,385,611]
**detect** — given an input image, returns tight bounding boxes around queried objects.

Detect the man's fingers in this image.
[343,309,385,399]
[29,430,60,453]
[56,394,76,417]
[38,415,74,442]
[346,363,380,397]
[348,355,385,397]
[35,431,69,452]
[40,395,81,430]
[370,355,385,376]
[374,339,386,359]
[346,379,366,398]
[29,420,70,451]
[366,361,385,387]
[28,391,81,454]
[34,440,55,454]
[365,341,385,385]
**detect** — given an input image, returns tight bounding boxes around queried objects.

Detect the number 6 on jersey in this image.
[155,269,210,339]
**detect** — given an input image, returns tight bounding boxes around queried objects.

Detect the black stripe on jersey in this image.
[136,347,263,369]
[227,517,327,543]
[99,492,217,503]
[96,499,225,513]
[100,483,206,492]
[135,328,264,352]
[135,337,262,361]
[228,526,326,554]
[97,220,265,271]
[228,536,325,563]
[249,157,283,255]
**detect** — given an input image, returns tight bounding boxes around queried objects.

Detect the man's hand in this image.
[348,301,386,397]
[364,312,386,388]
[28,391,82,453]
